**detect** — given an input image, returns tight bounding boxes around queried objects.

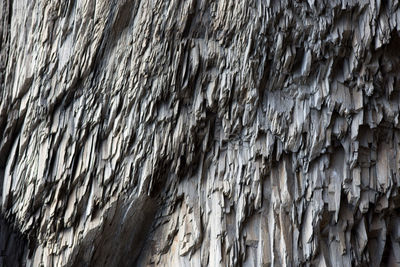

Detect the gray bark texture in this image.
[1,0,400,266]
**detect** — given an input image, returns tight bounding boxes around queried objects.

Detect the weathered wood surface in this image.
[1,0,400,266]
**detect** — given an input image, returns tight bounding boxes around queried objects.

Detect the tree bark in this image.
[1,0,400,266]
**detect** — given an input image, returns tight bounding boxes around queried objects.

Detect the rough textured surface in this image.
[1,0,400,266]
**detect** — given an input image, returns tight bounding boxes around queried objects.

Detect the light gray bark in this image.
[1,0,400,266]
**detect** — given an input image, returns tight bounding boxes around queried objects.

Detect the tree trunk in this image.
[1,0,400,266]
